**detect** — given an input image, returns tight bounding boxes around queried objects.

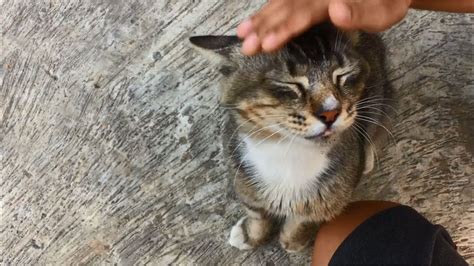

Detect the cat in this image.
[189,22,394,253]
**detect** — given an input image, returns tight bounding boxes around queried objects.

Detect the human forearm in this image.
[411,0,474,13]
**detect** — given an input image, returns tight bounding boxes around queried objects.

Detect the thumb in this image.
[329,0,409,32]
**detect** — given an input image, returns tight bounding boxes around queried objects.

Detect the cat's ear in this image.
[189,35,241,63]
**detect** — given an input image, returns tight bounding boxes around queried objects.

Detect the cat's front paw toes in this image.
[228,217,253,250]
[279,235,310,253]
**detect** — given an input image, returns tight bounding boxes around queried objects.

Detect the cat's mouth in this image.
[304,128,334,140]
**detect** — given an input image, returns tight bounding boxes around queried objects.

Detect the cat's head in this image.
[190,24,370,144]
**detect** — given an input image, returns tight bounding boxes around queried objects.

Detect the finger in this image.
[251,0,286,36]
[330,0,409,32]
[261,8,324,53]
[241,33,262,56]
[237,18,253,39]
[254,6,291,38]
[261,31,289,52]
[328,0,353,29]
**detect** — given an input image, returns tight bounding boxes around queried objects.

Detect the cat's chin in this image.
[302,132,338,145]
[304,128,335,140]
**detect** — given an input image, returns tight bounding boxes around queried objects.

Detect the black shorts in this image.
[329,205,468,265]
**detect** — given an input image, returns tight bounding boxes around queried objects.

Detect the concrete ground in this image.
[1,1,473,265]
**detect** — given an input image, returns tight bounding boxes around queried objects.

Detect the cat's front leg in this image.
[279,215,319,253]
[228,207,273,250]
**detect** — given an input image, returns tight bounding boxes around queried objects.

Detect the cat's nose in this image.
[317,109,340,126]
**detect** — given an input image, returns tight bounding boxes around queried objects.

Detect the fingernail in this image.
[237,19,253,38]
[242,33,259,55]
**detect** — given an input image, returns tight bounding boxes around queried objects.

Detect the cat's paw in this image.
[279,234,310,253]
[228,217,253,250]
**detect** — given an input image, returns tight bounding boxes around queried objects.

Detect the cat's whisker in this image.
[349,125,379,171]
[358,94,381,100]
[363,80,388,89]
[230,122,286,156]
[243,122,285,137]
[337,31,343,51]
[347,126,365,158]
[356,115,396,145]
[356,114,390,126]
[356,101,395,109]
[356,96,395,105]
[358,103,398,114]
[254,127,286,148]
[356,95,385,103]
[226,119,258,149]
[356,98,397,118]
[356,117,396,143]
[355,99,391,110]
[233,158,247,193]
[342,37,350,51]
[352,122,380,168]
[337,30,342,51]
[357,98,396,108]
[284,133,298,159]
[357,108,393,123]
[276,133,290,146]
[228,115,289,137]
[335,30,343,52]
[357,101,396,107]
[358,106,393,117]
[227,115,295,151]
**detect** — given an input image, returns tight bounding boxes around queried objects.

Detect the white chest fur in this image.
[242,137,330,202]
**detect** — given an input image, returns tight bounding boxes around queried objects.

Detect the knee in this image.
[312,201,399,266]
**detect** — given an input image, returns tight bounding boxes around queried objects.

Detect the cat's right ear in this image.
[189,35,241,65]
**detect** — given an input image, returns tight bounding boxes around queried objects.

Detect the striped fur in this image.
[190,22,394,252]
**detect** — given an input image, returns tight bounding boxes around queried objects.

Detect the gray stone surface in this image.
[1,1,472,265]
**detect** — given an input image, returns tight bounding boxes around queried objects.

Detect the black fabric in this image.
[329,205,468,265]
[430,226,468,266]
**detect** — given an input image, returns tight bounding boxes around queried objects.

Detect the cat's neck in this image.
[241,136,331,189]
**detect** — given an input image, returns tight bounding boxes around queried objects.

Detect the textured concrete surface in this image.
[1,1,473,265]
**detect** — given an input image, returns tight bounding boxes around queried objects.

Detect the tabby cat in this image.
[190,22,393,252]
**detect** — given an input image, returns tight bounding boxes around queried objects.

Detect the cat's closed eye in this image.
[332,70,359,89]
[269,80,305,100]
[341,73,359,87]
[272,86,300,100]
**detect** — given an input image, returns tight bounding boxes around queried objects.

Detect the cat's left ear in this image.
[189,35,241,64]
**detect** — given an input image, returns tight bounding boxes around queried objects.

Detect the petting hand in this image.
[237,0,412,55]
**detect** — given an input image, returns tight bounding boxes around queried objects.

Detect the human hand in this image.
[237,0,412,55]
